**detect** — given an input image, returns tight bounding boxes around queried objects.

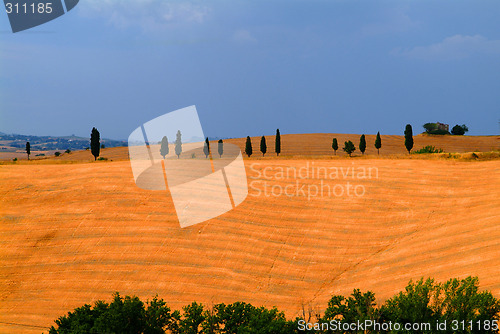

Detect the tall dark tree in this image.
[245,136,253,157]
[218,139,223,158]
[275,129,281,156]
[343,140,356,157]
[375,132,382,155]
[26,141,30,160]
[404,124,414,154]
[260,136,267,156]
[175,130,182,159]
[359,134,366,155]
[332,138,338,155]
[451,124,469,135]
[90,127,100,161]
[160,136,169,159]
[203,137,210,158]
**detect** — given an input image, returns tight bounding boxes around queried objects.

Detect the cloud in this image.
[360,6,419,37]
[392,34,500,60]
[232,30,257,44]
[78,0,210,32]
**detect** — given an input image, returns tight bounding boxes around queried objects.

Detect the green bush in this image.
[48,277,500,334]
[97,157,108,161]
[451,124,469,135]
[343,140,356,157]
[414,145,444,154]
[49,294,296,334]
[54,152,61,157]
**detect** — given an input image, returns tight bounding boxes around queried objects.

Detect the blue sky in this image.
[1,0,499,139]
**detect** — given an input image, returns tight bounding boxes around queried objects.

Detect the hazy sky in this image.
[1,0,499,139]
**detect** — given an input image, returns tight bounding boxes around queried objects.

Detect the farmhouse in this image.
[436,122,449,132]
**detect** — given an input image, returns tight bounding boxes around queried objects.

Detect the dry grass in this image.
[1,154,499,333]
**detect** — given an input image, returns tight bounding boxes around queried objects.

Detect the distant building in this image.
[436,122,449,132]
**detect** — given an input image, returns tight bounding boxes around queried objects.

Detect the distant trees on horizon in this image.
[175,130,182,159]
[375,132,382,155]
[343,140,356,157]
[160,136,169,159]
[243,129,281,158]
[451,124,469,135]
[275,129,281,156]
[239,131,392,158]
[423,122,469,136]
[260,136,267,157]
[331,134,382,157]
[90,127,100,161]
[245,136,253,157]
[218,139,223,158]
[331,138,338,155]
[203,137,210,158]
[404,124,414,154]
[82,123,468,161]
[359,134,366,155]
[25,141,30,160]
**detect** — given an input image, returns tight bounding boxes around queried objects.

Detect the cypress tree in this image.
[218,139,223,158]
[359,134,366,155]
[332,138,338,155]
[275,129,281,156]
[175,130,182,158]
[375,132,381,155]
[404,124,413,154]
[245,136,253,157]
[26,141,30,160]
[260,136,267,156]
[160,136,169,159]
[203,137,210,158]
[90,127,100,161]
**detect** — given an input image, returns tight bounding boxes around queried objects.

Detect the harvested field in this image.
[1,154,499,333]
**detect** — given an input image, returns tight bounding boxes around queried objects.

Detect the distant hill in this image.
[0,133,127,152]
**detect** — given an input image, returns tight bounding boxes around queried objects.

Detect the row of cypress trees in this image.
[23,125,413,161]
[160,125,414,159]
[245,129,281,157]
[331,132,383,157]
[242,125,416,158]
[21,126,413,162]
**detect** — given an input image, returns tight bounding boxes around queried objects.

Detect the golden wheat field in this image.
[0,134,499,333]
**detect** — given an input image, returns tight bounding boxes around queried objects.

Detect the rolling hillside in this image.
[4,133,498,162]
[0,134,499,333]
